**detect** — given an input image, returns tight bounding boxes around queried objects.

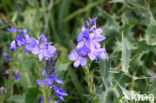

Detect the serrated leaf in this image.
[121,34,130,73]
[99,58,112,89]
[98,7,119,29]
[99,88,118,103]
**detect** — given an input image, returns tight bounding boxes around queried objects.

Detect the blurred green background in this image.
[0,0,156,103]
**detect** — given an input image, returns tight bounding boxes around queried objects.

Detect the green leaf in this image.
[25,87,39,103]
[55,59,69,72]
[121,33,130,73]
[113,94,124,103]
[55,46,70,72]
[64,0,104,22]
[98,7,119,29]
[58,0,71,48]
[8,95,25,103]
[19,72,35,89]
[99,88,118,103]
[110,0,125,3]
[68,67,85,102]
[99,58,112,89]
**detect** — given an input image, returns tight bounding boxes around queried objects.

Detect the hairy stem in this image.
[83,66,98,103]
[38,61,47,103]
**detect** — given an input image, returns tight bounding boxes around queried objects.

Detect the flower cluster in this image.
[8,25,56,61]
[7,25,68,102]
[68,17,106,68]
[36,59,68,103]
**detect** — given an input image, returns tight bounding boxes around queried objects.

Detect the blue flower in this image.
[12,69,21,80]
[77,26,90,42]
[68,50,87,68]
[8,25,18,32]
[16,34,26,46]
[38,33,47,42]
[32,41,56,61]
[52,86,68,102]
[3,52,11,61]
[36,60,68,102]
[25,36,39,52]
[10,40,16,50]
[68,17,106,67]
[8,25,56,61]
[20,29,28,36]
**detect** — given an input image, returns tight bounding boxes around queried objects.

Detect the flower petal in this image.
[95,28,103,34]
[74,59,80,68]
[80,57,87,67]
[39,53,44,61]
[68,50,79,61]
[8,25,18,32]
[99,49,106,60]
[32,47,39,54]
[95,35,106,42]
[10,40,16,50]
[77,41,84,48]
[48,45,56,53]
[55,79,63,84]
[88,52,96,61]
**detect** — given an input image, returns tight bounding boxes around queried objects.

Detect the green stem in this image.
[63,0,104,22]
[83,66,98,103]
[0,91,4,103]
[38,61,47,103]
[6,59,14,103]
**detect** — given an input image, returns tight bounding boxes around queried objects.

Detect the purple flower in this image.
[20,29,27,36]
[44,76,55,85]
[55,79,63,84]
[3,70,9,75]
[3,52,11,61]
[68,17,106,67]
[10,40,16,50]
[32,41,56,61]
[36,79,46,86]
[88,48,106,61]
[54,101,59,103]
[52,86,68,101]
[89,28,105,42]
[92,16,97,26]
[8,25,18,32]
[13,69,21,80]
[0,87,5,95]
[68,50,87,68]
[25,36,39,52]
[16,34,26,46]
[38,33,47,42]
[77,26,90,42]
[36,59,68,102]
[7,26,56,61]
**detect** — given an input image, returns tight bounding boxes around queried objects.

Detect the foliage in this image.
[0,0,156,103]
